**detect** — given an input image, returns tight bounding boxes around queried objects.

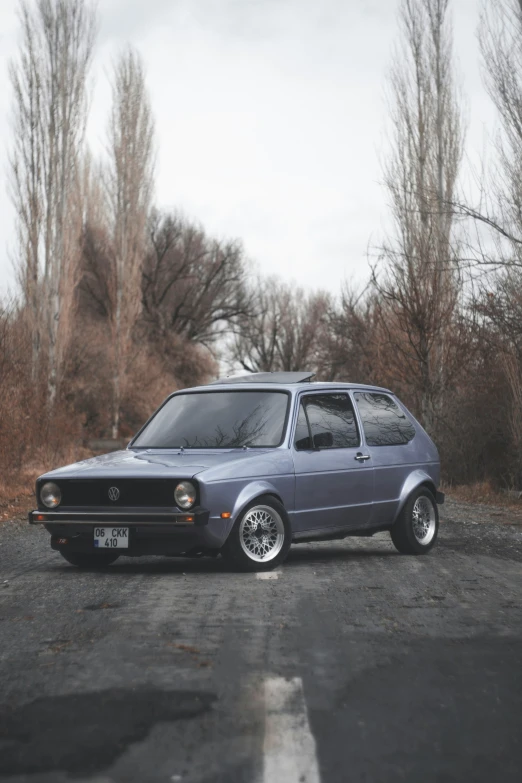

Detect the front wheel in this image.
[390,487,439,555]
[220,495,292,572]
[59,550,120,568]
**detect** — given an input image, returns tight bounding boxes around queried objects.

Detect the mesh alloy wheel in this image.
[239,505,285,563]
[390,486,439,555]
[411,495,437,544]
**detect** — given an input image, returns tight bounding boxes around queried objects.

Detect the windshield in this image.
[132,390,290,449]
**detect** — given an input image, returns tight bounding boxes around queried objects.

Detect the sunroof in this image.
[209,371,315,385]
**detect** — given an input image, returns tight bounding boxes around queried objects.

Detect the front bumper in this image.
[28,507,210,526]
[29,506,222,556]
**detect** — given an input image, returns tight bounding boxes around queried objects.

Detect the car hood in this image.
[40,448,277,481]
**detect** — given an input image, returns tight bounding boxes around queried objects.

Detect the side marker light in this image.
[221,512,231,519]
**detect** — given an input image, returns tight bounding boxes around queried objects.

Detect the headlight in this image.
[174,481,196,509]
[40,482,62,509]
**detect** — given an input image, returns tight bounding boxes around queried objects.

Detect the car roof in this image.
[201,371,392,394]
[179,380,393,394]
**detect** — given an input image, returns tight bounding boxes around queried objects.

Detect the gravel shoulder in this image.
[0,498,521,783]
[439,497,522,561]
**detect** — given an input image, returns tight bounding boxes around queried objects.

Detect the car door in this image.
[291,391,374,533]
[352,391,418,527]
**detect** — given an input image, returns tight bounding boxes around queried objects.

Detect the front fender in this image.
[231,480,285,523]
[217,480,286,542]
[393,469,437,523]
[203,473,293,546]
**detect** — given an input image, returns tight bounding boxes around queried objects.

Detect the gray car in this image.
[29,371,444,572]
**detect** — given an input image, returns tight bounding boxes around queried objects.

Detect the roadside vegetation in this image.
[2,0,522,509]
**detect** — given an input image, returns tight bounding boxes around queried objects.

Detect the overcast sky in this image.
[0,0,493,297]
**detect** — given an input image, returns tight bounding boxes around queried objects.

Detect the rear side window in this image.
[295,393,360,449]
[353,392,416,446]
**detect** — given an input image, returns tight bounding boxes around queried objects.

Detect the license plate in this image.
[94,527,129,549]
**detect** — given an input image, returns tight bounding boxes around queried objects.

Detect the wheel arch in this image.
[221,481,287,541]
[258,491,285,507]
[419,479,437,497]
[393,470,438,524]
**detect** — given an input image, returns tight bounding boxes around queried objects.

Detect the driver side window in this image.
[294,393,360,450]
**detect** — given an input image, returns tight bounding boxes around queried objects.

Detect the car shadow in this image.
[285,543,398,567]
[47,556,227,576]
[45,540,398,576]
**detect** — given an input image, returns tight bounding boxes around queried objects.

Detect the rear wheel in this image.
[59,551,120,568]
[220,495,291,572]
[390,487,439,555]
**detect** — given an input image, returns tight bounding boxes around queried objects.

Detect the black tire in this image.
[390,486,439,555]
[220,495,292,572]
[59,550,120,568]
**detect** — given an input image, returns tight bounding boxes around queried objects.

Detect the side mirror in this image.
[313,431,333,449]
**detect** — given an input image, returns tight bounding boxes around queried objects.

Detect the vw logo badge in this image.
[108,486,120,502]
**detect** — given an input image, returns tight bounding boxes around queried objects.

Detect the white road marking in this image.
[262,676,321,783]
[256,571,280,580]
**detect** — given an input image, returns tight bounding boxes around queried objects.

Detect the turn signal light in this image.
[35,514,46,522]
[221,512,231,519]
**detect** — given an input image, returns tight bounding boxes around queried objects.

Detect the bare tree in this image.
[9,0,96,403]
[480,0,522,239]
[316,284,379,383]
[106,47,155,438]
[449,1,522,263]
[142,211,251,347]
[9,3,42,381]
[231,277,329,374]
[77,153,113,319]
[375,0,465,432]
[452,1,522,484]
[471,268,522,483]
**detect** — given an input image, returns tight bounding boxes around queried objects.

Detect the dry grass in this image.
[444,480,522,510]
[0,480,35,523]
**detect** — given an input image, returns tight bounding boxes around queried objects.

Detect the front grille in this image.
[45,479,178,508]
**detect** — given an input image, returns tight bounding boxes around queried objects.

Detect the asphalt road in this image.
[0,500,521,783]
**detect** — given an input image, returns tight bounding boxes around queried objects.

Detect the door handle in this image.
[355,453,371,462]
